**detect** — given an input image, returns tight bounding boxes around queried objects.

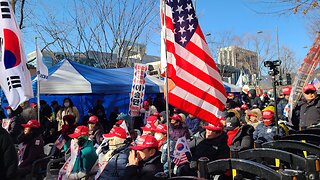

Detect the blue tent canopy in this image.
[32,60,163,94]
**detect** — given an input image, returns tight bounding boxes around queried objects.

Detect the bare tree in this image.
[279,45,299,74]
[306,9,320,36]
[30,0,158,68]
[245,0,319,15]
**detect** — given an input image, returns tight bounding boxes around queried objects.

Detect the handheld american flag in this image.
[0,0,33,110]
[160,0,227,125]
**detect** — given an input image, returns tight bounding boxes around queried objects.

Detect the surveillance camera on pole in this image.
[264,60,281,134]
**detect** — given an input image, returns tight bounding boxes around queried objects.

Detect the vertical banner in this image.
[287,34,320,121]
[129,63,148,117]
[0,0,33,110]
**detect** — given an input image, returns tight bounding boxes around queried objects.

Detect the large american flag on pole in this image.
[160,0,227,125]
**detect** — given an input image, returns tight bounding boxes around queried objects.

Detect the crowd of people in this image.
[0,83,319,179]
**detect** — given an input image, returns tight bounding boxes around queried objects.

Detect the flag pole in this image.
[162,0,171,178]
[36,37,40,123]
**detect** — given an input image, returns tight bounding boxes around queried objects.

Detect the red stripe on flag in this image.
[167,64,225,111]
[168,92,222,125]
[195,27,206,43]
[165,40,226,100]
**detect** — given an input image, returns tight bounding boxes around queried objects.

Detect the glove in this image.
[68,171,86,179]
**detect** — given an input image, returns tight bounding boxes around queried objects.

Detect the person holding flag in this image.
[0,0,33,111]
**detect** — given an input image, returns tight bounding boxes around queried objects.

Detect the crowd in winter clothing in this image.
[0,83,319,179]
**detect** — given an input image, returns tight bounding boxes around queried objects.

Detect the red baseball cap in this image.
[240,104,248,110]
[202,122,224,131]
[130,135,158,150]
[147,115,157,125]
[248,113,258,117]
[141,123,156,132]
[103,127,126,139]
[262,110,274,119]
[116,119,124,125]
[22,120,40,128]
[30,102,37,108]
[153,112,162,117]
[143,101,149,107]
[303,84,316,93]
[154,124,167,133]
[88,115,99,124]
[227,93,234,98]
[282,86,292,95]
[170,114,182,121]
[4,106,11,109]
[69,126,89,138]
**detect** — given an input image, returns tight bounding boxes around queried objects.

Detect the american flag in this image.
[160,0,227,125]
[173,153,188,166]
[54,135,66,150]
[173,136,191,166]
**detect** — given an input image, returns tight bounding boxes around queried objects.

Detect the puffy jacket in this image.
[253,122,285,143]
[299,95,320,128]
[192,132,230,162]
[123,151,163,180]
[0,127,18,180]
[230,124,254,151]
[99,145,129,180]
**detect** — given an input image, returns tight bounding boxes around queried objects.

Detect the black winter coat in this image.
[299,95,320,128]
[231,124,254,151]
[192,132,230,162]
[0,127,18,180]
[249,89,263,110]
[122,151,163,180]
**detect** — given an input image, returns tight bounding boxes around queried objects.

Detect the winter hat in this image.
[225,116,240,131]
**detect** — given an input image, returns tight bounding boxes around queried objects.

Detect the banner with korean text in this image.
[129,63,148,117]
[287,34,320,122]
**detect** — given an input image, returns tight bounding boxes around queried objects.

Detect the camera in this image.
[264,60,281,76]
[264,60,281,68]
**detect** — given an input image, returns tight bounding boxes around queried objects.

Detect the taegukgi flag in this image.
[0,0,33,110]
[36,45,48,81]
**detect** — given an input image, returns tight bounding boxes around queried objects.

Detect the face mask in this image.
[263,119,272,126]
[64,102,70,107]
[154,133,164,141]
[6,109,11,115]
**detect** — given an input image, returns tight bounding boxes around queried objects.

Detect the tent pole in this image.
[36,37,40,124]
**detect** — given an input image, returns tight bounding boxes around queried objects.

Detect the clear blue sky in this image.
[146,0,313,62]
[22,0,313,63]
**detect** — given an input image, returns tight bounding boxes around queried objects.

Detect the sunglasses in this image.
[304,91,316,95]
